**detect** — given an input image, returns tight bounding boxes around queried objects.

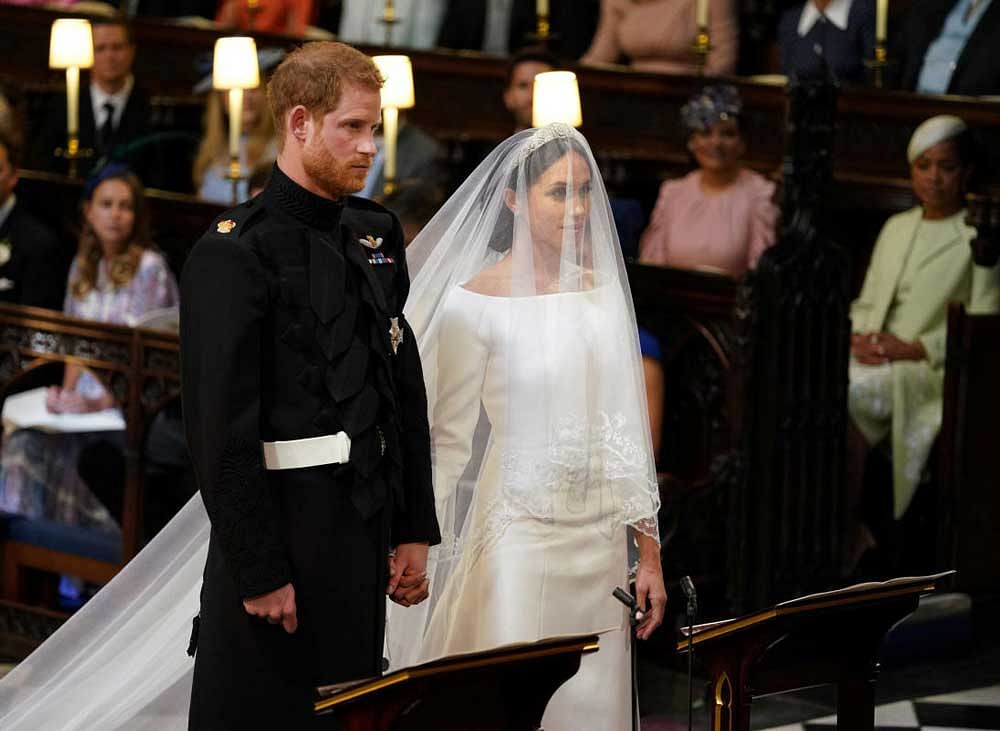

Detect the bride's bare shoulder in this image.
[461,258,511,297]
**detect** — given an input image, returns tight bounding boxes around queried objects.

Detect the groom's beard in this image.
[302,137,372,199]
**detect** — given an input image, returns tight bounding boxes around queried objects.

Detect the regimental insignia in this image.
[389,317,403,355]
[216,219,237,234]
[360,235,383,250]
[368,251,396,265]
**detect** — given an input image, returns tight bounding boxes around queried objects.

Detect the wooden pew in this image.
[0,303,180,605]
[936,303,1000,594]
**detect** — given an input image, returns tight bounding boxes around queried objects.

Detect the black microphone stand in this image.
[680,576,698,731]
[612,586,640,731]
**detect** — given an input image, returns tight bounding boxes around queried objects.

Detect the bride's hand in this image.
[634,534,667,640]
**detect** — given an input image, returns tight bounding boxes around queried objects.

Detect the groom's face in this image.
[302,83,381,198]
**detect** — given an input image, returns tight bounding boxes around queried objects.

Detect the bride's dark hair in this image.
[488,134,590,252]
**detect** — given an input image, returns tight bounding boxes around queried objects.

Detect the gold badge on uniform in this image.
[360,235,383,250]
[216,219,237,234]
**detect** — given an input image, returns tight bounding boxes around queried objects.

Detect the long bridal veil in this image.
[386,123,659,670]
[0,123,660,729]
[0,497,207,729]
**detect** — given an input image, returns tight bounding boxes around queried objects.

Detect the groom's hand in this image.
[387,542,430,607]
[243,583,298,634]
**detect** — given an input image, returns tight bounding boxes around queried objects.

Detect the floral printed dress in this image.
[0,249,179,532]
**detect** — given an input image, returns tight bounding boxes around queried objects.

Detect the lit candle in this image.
[383,106,399,185]
[65,66,80,136]
[875,0,888,43]
[537,0,549,17]
[228,88,243,161]
[696,0,709,28]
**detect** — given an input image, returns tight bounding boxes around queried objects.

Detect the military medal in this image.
[367,251,395,265]
[389,317,403,355]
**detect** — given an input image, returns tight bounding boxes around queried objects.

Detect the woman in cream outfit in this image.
[848,115,1000,542]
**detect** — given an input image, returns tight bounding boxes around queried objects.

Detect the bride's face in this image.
[509,150,592,256]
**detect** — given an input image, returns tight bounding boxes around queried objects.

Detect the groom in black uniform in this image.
[181,42,440,729]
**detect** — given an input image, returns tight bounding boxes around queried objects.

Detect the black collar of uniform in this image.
[267,164,344,230]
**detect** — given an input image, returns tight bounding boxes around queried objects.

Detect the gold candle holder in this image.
[54,134,93,179]
[865,43,889,89]
[378,0,399,46]
[692,26,712,76]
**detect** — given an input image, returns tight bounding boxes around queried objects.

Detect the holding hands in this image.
[387,542,430,607]
[852,332,927,365]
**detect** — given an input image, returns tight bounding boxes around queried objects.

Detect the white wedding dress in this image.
[415,285,632,729]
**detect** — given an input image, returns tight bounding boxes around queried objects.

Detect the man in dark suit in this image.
[181,42,440,729]
[31,15,151,176]
[893,0,1000,95]
[437,0,599,58]
[0,133,68,310]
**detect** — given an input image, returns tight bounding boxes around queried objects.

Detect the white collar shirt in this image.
[90,74,135,131]
[798,0,853,35]
[0,194,15,231]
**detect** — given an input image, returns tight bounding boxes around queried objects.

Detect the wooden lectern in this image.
[677,572,953,731]
[314,633,600,730]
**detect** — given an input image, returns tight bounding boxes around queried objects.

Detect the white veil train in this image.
[0,123,659,729]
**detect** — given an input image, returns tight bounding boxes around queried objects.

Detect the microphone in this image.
[680,575,698,613]
[612,586,640,626]
[612,586,641,731]
[680,576,697,731]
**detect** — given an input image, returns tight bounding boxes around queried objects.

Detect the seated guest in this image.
[847,115,1000,566]
[0,132,68,310]
[894,0,1000,95]
[31,14,150,177]
[215,0,314,36]
[0,165,179,533]
[337,0,446,49]
[357,119,446,200]
[778,0,876,83]
[378,178,446,245]
[581,0,738,76]
[639,327,665,460]
[193,84,277,204]
[437,0,599,58]
[504,46,557,132]
[639,85,778,277]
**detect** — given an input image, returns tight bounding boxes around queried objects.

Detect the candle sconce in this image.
[212,36,260,205]
[692,26,712,76]
[378,0,399,46]
[967,193,1000,267]
[864,42,891,89]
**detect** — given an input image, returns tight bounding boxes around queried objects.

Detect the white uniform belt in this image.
[261,433,351,470]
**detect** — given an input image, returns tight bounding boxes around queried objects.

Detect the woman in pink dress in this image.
[638,85,779,278]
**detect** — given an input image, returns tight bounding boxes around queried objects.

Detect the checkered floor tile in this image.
[760,685,1000,730]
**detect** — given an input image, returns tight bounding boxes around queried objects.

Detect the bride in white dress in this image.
[389,123,667,729]
[0,123,664,730]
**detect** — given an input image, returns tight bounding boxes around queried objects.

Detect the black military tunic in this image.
[181,165,440,729]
